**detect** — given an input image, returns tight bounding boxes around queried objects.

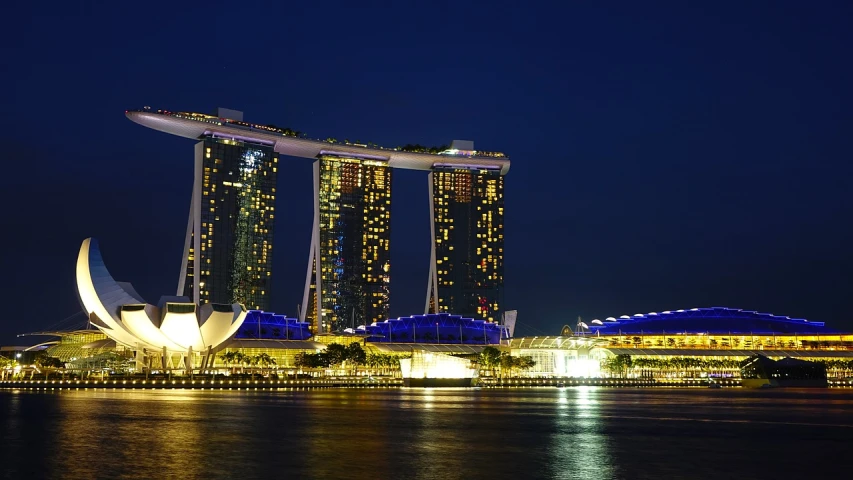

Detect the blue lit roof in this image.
[235,310,312,340]
[585,307,836,334]
[360,313,508,344]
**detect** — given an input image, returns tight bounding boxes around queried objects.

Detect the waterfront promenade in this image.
[4,377,851,390]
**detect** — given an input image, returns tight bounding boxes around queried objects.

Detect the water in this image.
[1,387,851,479]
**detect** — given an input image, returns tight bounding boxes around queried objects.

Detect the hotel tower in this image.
[425,141,504,321]
[301,154,392,332]
[176,109,278,311]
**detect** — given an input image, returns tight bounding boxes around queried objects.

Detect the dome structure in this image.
[585,307,836,335]
[75,238,247,355]
[361,313,508,344]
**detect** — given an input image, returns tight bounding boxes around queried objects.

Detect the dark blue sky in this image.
[2,1,852,343]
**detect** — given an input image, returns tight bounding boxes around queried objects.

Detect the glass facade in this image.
[598,332,853,350]
[45,331,111,362]
[312,154,391,332]
[182,136,277,310]
[431,167,504,321]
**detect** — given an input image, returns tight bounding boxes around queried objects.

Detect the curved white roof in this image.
[126,110,512,175]
[76,238,246,352]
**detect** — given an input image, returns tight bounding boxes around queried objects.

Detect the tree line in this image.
[292,344,539,378]
[477,346,537,378]
[219,351,277,376]
[399,144,450,154]
[293,343,405,376]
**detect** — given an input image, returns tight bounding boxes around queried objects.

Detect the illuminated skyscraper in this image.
[301,154,391,332]
[178,119,278,311]
[425,162,504,322]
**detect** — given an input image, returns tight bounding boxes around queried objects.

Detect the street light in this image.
[15,353,21,359]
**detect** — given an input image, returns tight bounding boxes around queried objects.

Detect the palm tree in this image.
[620,354,632,378]
[0,356,12,381]
[35,355,63,380]
[479,347,502,377]
[499,352,516,379]
[369,353,395,376]
[323,344,349,373]
[233,352,245,374]
[255,353,276,376]
[515,356,534,376]
[345,343,367,376]
[220,351,234,374]
[294,352,313,373]
[243,354,258,378]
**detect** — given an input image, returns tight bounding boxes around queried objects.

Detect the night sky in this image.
[2,1,853,344]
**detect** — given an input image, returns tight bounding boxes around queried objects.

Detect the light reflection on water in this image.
[550,388,612,480]
[0,388,851,479]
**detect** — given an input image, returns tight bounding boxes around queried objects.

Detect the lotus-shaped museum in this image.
[76,238,247,358]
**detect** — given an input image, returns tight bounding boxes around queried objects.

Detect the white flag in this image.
[503,310,518,337]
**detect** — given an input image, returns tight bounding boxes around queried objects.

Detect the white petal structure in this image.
[198,303,247,349]
[121,304,184,351]
[76,238,246,353]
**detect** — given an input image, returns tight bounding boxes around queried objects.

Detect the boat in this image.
[740,354,828,388]
[708,381,722,389]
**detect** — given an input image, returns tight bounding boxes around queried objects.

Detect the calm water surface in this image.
[1,387,851,479]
